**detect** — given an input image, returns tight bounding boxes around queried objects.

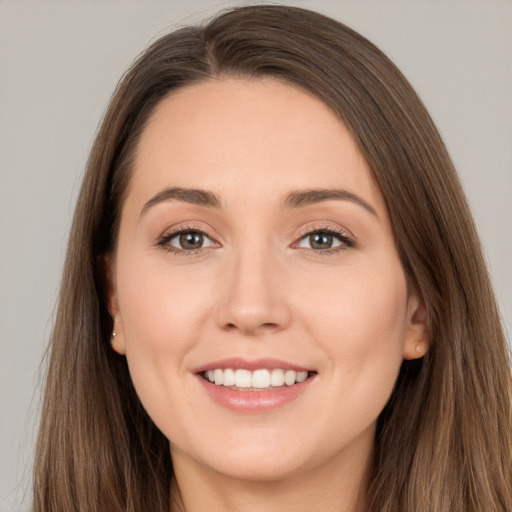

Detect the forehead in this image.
[127,77,385,215]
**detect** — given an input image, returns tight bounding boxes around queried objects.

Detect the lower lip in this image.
[196,374,315,413]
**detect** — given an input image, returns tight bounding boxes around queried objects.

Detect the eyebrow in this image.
[282,188,377,216]
[140,187,222,217]
[140,186,377,218]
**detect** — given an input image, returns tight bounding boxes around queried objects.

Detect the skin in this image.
[107,77,429,512]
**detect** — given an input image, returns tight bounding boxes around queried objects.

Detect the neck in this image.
[170,441,372,512]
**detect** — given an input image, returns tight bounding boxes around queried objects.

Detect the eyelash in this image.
[157,224,216,256]
[156,224,355,256]
[294,225,355,255]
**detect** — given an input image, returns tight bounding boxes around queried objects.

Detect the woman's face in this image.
[108,78,427,482]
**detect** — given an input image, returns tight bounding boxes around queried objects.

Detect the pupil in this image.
[310,233,332,249]
[180,232,203,250]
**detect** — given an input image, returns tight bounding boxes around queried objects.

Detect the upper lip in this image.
[193,357,313,374]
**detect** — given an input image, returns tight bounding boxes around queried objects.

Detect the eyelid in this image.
[292,223,356,251]
[156,222,221,253]
[155,221,355,256]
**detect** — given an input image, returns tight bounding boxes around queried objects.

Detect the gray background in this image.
[1,1,511,511]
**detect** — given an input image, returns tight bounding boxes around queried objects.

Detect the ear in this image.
[99,253,126,356]
[402,288,430,360]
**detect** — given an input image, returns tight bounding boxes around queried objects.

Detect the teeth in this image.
[270,369,285,387]
[214,369,223,385]
[234,369,252,388]
[252,369,270,389]
[284,370,296,386]
[203,368,310,389]
[296,371,308,383]
[223,368,235,386]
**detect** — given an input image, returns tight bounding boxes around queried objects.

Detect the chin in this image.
[183,431,312,483]
[209,453,308,483]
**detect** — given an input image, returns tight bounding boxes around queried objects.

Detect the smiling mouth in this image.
[202,368,316,391]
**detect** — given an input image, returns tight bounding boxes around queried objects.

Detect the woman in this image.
[33,5,512,511]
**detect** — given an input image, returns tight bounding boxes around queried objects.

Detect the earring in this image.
[415,343,422,355]
[110,329,117,349]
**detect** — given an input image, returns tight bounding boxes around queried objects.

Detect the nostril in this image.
[223,321,280,334]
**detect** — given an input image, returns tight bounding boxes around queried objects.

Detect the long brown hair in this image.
[34,5,512,511]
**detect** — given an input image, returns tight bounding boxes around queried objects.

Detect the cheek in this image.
[114,253,216,419]
[294,264,407,450]
[117,250,215,342]
[300,255,408,346]
[297,258,408,399]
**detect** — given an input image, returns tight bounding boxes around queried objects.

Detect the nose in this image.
[214,246,292,336]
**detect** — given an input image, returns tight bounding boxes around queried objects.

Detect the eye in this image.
[159,229,216,252]
[297,232,341,250]
[295,228,354,251]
